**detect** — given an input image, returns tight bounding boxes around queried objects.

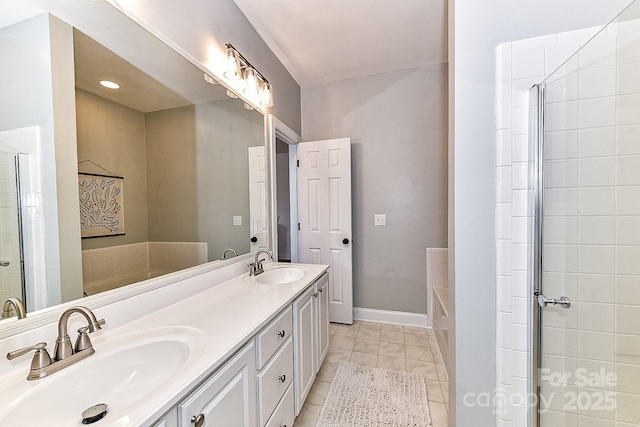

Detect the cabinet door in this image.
[178,342,256,427]
[293,285,316,415]
[316,274,330,370]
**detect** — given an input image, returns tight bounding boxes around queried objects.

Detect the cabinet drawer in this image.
[265,383,295,427]
[257,306,292,369]
[258,337,294,426]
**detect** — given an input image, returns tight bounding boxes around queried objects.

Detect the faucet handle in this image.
[75,327,92,352]
[7,342,52,370]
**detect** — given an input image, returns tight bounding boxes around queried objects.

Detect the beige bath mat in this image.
[316,361,432,427]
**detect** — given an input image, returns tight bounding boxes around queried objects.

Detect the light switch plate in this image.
[374,214,386,226]
[233,216,242,226]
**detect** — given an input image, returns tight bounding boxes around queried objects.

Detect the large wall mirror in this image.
[0,0,268,321]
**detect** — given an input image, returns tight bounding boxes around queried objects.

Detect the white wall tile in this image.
[578,331,614,362]
[512,162,528,190]
[496,239,513,276]
[579,97,617,129]
[578,216,615,245]
[579,35,617,69]
[546,41,581,74]
[497,91,513,129]
[578,302,615,333]
[497,347,514,385]
[497,129,513,166]
[618,31,640,64]
[512,107,529,135]
[617,305,640,335]
[616,275,640,305]
[542,244,578,273]
[546,101,579,131]
[544,159,579,188]
[497,275,513,312]
[512,34,557,52]
[543,217,579,245]
[512,217,528,244]
[543,188,580,216]
[546,72,580,103]
[617,125,640,155]
[579,127,615,158]
[496,203,513,240]
[512,190,529,217]
[579,245,615,275]
[617,186,640,215]
[513,47,545,80]
[545,130,579,160]
[497,311,513,348]
[512,134,529,163]
[618,62,640,95]
[579,273,614,303]
[617,155,640,185]
[496,166,513,203]
[617,246,640,276]
[579,66,616,99]
[579,187,615,216]
[618,93,640,125]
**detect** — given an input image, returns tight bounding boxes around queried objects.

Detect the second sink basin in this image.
[256,266,306,285]
[0,325,206,426]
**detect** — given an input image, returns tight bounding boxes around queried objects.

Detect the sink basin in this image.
[256,266,306,285]
[0,326,206,426]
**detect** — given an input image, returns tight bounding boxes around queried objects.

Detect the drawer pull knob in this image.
[191,414,205,427]
[313,292,318,298]
[319,287,324,293]
[277,329,286,337]
[278,374,286,382]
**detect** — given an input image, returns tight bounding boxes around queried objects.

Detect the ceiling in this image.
[232,0,447,87]
[73,29,228,113]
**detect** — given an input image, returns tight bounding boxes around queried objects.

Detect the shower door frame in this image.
[529,82,545,427]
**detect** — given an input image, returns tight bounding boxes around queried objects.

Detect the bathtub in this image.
[83,270,172,296]
[433,287,449,375]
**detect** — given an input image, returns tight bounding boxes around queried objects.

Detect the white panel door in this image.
[297,138,353,324]
[248,146,267,251]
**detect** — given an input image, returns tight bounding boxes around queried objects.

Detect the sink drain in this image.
[82,403,108,424]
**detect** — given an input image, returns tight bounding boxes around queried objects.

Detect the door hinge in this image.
[296,159,300,167]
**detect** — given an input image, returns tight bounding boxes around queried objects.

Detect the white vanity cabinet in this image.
[256,307,295,427]
[177,342,256,427]
[293,272,330,414]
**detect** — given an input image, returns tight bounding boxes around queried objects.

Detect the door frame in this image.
[265,115,302,262]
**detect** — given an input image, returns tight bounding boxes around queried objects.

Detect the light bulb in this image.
[260,82,273,108]
[243,67,260,96]
[223,47,241,81]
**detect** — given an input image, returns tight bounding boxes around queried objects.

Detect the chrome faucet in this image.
[2,298,26,320]
[6,306,105,380]
[223,248,239,259]
[249,249,273,276]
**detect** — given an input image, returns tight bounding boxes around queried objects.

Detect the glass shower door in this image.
[0,150,25,312]
[535,1,640,425]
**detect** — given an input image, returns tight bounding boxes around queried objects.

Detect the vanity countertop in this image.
[0,262,329,426]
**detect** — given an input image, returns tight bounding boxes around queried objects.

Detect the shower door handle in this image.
[538,294,571,309]
[0,261,9,267]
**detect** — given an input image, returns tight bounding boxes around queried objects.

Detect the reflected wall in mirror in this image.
[0,3,266,315]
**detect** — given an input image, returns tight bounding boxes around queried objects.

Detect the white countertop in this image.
[0,262,329,426]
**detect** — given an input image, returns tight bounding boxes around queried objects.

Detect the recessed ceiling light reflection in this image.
[99,80,120,90]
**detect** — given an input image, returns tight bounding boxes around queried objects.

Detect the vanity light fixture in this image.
[99,80,120,90]
[208,43,273,110]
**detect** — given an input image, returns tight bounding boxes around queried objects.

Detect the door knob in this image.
[250,236,258,243]
[538,294,571,309]
[191,414,205,427]
[342,238,350,245]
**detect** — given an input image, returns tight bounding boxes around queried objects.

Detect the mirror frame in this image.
[0,1,274,340]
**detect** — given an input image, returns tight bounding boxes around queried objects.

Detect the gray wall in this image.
[449,0,632,425]
[76,89,149,250]
[302,65,448,314]
[145,99,263,261]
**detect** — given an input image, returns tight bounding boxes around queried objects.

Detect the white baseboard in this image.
[353,307,428,328]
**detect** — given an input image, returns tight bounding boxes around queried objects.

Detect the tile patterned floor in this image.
[294,320,449,427]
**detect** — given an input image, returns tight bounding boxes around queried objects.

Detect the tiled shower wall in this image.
[495,27,597,426]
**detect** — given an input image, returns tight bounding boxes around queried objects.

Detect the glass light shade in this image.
[243,67,260,96]
[223,47,242,80]
[226,89,239,99]
[260,82,273,108]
